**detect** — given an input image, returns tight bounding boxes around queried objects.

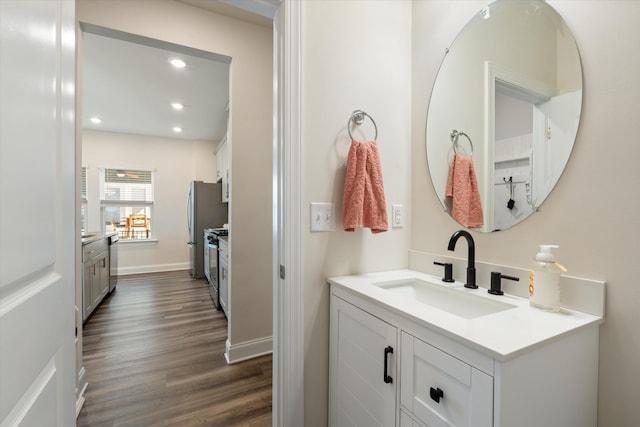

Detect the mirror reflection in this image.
[426,0,582,232]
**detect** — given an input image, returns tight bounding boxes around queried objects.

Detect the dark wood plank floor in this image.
[77,270,272,426]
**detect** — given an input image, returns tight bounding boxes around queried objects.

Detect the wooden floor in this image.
[77,271,272,426]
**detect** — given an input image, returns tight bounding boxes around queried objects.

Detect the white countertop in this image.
[328,269,604,361]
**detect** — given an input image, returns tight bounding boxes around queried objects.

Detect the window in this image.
[101,168,154,240]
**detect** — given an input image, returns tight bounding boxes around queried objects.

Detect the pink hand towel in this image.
[342,140,388,233]
[445,153,483,228]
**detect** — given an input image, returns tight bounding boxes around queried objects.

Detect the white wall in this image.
[301,1,412,424]
[82,129,217,273]
[77,0,273,360]
[412,2,640,426]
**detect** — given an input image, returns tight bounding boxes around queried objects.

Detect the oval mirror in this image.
[426,0,582,232]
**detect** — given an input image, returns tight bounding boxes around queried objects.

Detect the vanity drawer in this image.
[401,332,493,427]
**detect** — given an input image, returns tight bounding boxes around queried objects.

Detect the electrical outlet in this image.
[310,203,336,232]
[392,204,403,228]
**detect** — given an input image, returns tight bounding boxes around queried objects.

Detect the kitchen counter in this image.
[328,269,604,361]
[81,231,116,245]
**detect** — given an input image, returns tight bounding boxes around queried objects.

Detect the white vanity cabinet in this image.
[329,295,397,427]
[329,280,600,427]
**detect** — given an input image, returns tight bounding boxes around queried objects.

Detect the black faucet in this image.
[447,230,477,289]
[489,271,520,295]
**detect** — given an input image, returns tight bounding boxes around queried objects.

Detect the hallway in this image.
[77,271,271,426]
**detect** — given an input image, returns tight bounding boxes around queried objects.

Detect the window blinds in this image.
[103,169,153,202]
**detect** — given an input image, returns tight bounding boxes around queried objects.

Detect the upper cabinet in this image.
[216,134,229,203]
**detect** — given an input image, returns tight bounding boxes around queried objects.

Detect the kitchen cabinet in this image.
[329,281,599,427]
[329,296,397,427]
[82,237,109,322]
[215,135,229,203]
[218,237,229,317]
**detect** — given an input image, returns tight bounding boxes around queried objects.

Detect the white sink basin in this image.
[373,278,516,319]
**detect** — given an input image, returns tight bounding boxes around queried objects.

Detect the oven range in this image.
[204,228,228,311]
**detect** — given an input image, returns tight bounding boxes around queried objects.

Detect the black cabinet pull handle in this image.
[383,346,393,384]
[430,387,444,403]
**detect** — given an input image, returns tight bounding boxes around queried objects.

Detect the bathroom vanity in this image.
[328,270,603,427]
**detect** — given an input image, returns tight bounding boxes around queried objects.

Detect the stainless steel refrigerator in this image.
[187,181,228,278]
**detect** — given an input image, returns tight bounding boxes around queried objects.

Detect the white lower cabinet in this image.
[401,332,492,427]
[330,285,599,427]
[400,409,425,427]
[82,238,109,321]
[329,295,397,427]
[219,238,229,317]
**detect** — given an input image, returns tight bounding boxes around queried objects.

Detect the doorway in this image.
[77,3,275,420]
[492,82,546,230]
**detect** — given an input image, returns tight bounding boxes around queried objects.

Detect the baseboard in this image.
[225,336,273,364]
[117,262,189,276]
[75,367,88,418]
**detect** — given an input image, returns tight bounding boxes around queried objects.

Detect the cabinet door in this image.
[89,252,107,308]
[222,167,229,203]
[401,332,493,427]
[216,138,229,202]
[83,262,93,320]
[90,257,102,308]
[216,145,223,182]
[215,136,226,183]
[219,259,229,316]
[98,252,109,300]
[330,295,397,427]
[400,409,425,427]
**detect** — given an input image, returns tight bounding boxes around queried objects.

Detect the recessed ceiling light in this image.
[173,126,183,133]
[169,58,186,68]
[90,117,101,124]
[171,102,184,110]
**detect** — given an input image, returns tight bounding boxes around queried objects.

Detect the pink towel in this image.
[445,153,483,228]
[342,140,388,233]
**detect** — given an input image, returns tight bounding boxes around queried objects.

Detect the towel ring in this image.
[348,110,378,141]
[450,129,473,156]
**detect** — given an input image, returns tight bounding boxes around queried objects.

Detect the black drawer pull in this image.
[430,387,444,403]
[383,346,393,384]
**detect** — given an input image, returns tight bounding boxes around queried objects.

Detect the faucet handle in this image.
[489,271,520,295]
[434,262,454,283]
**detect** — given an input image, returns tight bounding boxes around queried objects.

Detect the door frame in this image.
[272,1,303,425]
[484,61,553,232]
[76,0,304,424]
[223,1,303,424]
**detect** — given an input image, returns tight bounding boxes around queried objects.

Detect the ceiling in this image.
[82,0,272,142]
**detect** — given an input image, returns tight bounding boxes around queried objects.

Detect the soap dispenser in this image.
[529,245,566,311]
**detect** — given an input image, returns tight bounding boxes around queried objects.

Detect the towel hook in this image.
[348,110,378,141]
[450,129,473,156]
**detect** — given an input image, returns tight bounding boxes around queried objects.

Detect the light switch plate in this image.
[392,204,403,228]
[310,202,336,232]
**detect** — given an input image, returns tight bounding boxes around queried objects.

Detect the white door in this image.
[0,1,76,425]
